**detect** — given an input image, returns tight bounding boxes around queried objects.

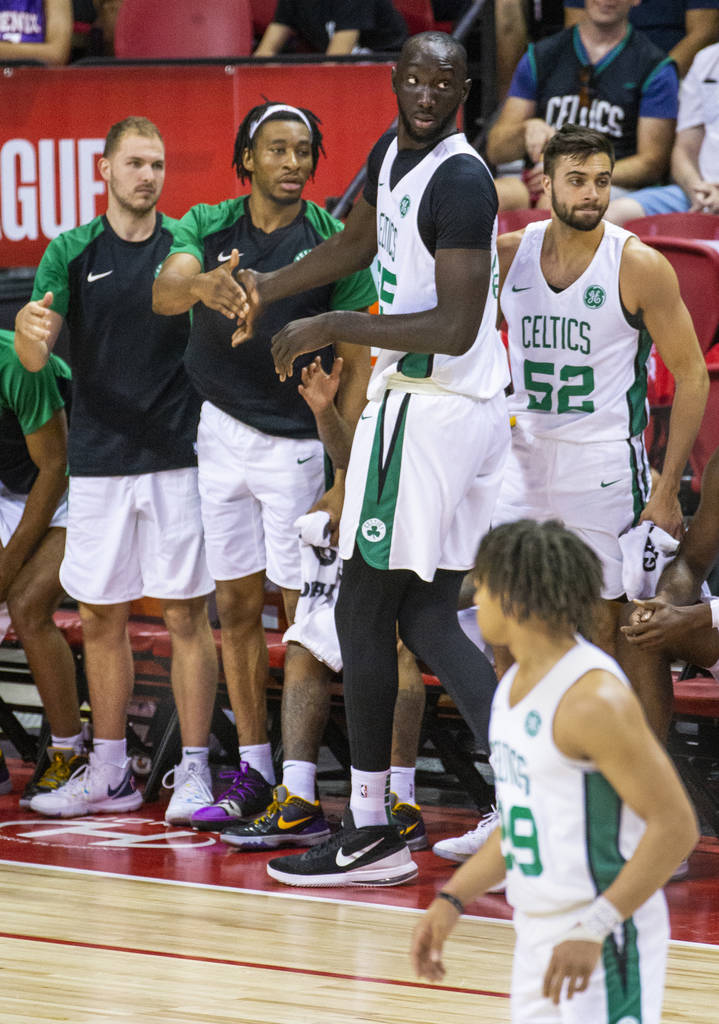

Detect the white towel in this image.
[618,521,679,600]
[283,511,343,672]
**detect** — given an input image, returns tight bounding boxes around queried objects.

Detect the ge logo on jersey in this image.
[583,285,606,309]
[525,710,542,736]
[361,518,386,543]
[399,195,411,217]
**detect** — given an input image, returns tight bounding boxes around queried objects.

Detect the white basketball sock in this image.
[50,732,85,755]
[350,767,390,827]
[282,760,317,802]
[390,766,416,805]
[239,743,275,786]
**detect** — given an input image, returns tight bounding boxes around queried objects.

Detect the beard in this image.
[109,182,158,215]
[551,192,607,231]
[397,100,460,146]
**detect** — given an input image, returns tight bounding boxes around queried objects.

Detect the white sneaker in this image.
[163,761,213,825]
[30,753,143,817]
[432,808,500,863]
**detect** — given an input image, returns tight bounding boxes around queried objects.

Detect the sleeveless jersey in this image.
[502,220,651,442]
[370,135,509,401]
[531,26,675,160]
[490,639,646,916]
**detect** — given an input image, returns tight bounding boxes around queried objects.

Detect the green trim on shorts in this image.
[355,392,411,570]
[602,918,642,1023]
[627,438,645,526]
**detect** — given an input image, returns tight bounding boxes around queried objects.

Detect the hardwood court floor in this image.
[1,761,718,1023]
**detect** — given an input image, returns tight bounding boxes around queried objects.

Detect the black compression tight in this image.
[334,552,498,772]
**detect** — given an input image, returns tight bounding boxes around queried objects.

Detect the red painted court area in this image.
[1,755,717,945]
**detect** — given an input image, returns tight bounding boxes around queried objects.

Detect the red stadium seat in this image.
[394,0,436,34]
[624,211,719,240]
[248,0,277,37]
[497,208,551,233]
[114,0,253,59]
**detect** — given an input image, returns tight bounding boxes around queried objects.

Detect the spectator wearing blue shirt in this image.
[565,0,719,76]
[486,0,679,210]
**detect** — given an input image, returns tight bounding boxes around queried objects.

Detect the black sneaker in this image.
[191,763,274,831]
[390,792,428,851]
[221,785,331,850]
[266,809,418,887]
[19,747,88,808]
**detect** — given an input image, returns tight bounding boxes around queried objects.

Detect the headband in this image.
[248,104,312,140]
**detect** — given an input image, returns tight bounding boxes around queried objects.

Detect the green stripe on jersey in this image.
[398,353,432,378]
[602,919,642,1023]
[584,772,626,890]
[31,216,106,316]
[625,326,652,437]
[356,393,410,569]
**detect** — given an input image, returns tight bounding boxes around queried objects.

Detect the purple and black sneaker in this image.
[221,785,331,850]
[191,762,273,831]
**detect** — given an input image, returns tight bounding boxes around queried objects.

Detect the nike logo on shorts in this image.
[217,251,242,263]
[87,270,113,282]
[601,479,621,488]
[335,837,384,867]
[297,455,315,464]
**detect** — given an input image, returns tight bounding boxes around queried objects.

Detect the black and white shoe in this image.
[266,810,418,888]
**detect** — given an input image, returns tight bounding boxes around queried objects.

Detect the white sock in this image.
[51,732,84,755]
[181,746,209,771]
[390,766,416,805]
[92,738,127,774]
[239,743,275,786]
[349,767,390,827]
[282,760,317,802]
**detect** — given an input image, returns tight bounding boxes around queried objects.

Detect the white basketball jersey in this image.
[489,639,645,916]
[502,220,651,441]
[369,135,510,401]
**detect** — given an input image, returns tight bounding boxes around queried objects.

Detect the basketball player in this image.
[433,123,709,863]
[14,117,218,822]
[412,519,698,1024]
[153,101,376,835]
[232,32,509,886]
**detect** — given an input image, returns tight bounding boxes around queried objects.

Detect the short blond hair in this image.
[103,116,163,158]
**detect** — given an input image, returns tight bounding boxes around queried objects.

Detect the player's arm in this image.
[496,231,523,327]
[670,8,719,78]
[621,240,709,538]
[14,294,63,372]
[611,116,676,189]
[233,196,378,345]
[543,671,699,1003]
[153,249,246,321]
[0,410,68,601]
[411,825,506,982]
[0,0,72,66]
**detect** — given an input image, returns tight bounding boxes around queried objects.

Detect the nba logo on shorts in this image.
[361,518,386,543]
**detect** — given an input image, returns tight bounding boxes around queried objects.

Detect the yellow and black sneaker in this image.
[19,747,88,808]
[390,792,428,851]
[221,785,331,850]
[0,748,11,796]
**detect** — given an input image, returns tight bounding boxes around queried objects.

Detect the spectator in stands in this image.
[565,0,719,77]
[485,0,679,210]
[607,41,719,222]
[0,328,86,805]
[233,32,508,888]
[153,101,378,833]
[0,0,72,64]
[433,124,708,864]
[619,444,719,742]
[253,0,407,56]
[14,116,218,823]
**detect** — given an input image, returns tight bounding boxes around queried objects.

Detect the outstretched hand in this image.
[231,267,264,346]
[298,356,343,415]
[271,314,334,381]
[15,291,54,345]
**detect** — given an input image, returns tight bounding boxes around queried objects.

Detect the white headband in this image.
[248,104,312,140]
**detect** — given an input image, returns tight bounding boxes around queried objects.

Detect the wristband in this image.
[710,597,719,631]
[571,895,623,943]
[436,891,464,914]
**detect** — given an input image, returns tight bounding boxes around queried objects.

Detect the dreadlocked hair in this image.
[474,519,604,641]
[232,101,325,183]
